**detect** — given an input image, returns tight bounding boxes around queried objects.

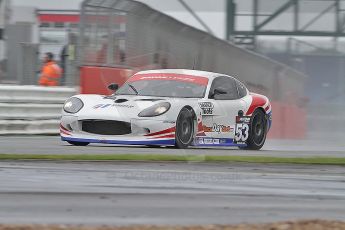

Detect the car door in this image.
[207,76,246,140]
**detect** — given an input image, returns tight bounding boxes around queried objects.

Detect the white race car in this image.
[61,69,272,150]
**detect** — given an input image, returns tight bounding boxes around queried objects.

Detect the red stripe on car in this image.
[197,121,203,132]
[246,94,267,115]
[150,134,175,139]
[60,124,70,133]
[128,73,209,86]
[196,121,206,136]
[145,126,176,137]
[60,129,71,136]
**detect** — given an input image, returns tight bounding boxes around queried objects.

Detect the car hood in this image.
[71,94,173,120]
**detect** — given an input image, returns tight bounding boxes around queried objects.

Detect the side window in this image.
[209,76,239,100]
[236,80,247,98]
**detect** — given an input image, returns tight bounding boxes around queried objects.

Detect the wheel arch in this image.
[181,105,197,120]
[254,107,266,116]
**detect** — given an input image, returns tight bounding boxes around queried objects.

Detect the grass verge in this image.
[0,153,345,165]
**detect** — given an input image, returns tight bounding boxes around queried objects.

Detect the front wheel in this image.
[67,141,90,146]
[175,108,195,149]
[243,109,267,150]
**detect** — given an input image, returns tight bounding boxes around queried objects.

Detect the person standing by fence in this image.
[38,52,62,86]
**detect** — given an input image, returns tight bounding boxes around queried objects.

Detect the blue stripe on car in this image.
[61,136,176,146]
[193,137,247,147]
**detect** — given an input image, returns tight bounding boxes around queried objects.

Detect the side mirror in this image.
[214,87,227,95]
[108,83,119,91]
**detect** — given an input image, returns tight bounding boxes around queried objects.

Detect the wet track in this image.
[0,136,345,225]
[1,161,345,225]
[1,136,345,157]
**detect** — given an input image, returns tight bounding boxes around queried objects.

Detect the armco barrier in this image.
[0,85,77,134]
[0,85,76,103]
[0,120,60,135]
[80,66,133,95]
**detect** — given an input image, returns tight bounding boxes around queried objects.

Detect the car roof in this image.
[135,69,235,81]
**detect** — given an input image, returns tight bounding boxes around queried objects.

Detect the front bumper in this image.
[60,115,176,146]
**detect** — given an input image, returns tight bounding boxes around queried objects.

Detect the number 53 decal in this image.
[234,116,250,144]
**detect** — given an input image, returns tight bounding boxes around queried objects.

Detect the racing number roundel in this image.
[234,116,250,144]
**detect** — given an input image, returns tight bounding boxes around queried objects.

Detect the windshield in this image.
[115,74,208,98]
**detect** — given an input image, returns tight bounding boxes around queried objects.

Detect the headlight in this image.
[63,97,84,114]
[138,102,171,117]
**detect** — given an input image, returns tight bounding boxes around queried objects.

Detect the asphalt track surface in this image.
[0,136,345,225]
[1,136,345,157]
[0,161,345,225]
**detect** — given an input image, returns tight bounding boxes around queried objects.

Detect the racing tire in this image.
[243,109,267,150]
[67,141,90,146]
[175,108,195,149]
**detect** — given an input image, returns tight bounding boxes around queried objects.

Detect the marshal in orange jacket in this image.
[38,61,62,86]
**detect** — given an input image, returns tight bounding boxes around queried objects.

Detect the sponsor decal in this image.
[195,138,221,145]
[202,123,232,133]
[204,138,213,144]
[129,73,209,86]
[93,103,134,109]
[234,115,251,144]
[213,139,220,144]
[202,108,213,114]
[114,104,134,108]
[202,125,212,132]
[93,104,111,109]
[140,76,196,82]
[213,124,232,133]
[236,116,250,123]
[163,121,176,124]
[199,102,213,108]
[199,102,214,115]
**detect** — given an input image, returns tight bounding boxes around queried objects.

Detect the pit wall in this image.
[80,66,306,139]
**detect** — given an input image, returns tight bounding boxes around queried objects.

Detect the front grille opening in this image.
[81,120,131,135]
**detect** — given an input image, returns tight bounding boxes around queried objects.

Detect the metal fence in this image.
[4,24,38,84]
[79,0,306,103]
[1,12,79,86]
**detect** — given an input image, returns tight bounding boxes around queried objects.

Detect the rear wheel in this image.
[243,109,267,150]
[67,141,90,146]
[175,108,195,149]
